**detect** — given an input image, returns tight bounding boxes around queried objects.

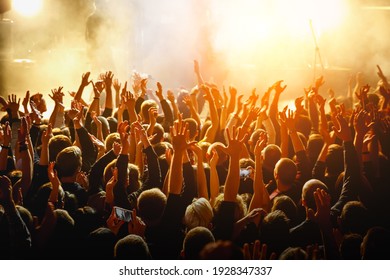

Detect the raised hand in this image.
[166,90,176,104]
[48,162,61,191]
[193,60,200,75]
[170,114,192,152]
[7,94,20,117]
[272,80,287,94]
[106,207,125,236]
[22,90,30,113]
[118,121,130,154]
[307,188,332,229]
[254,131,268,158]
[284,109,297,133]
[222,126,249,158]
[81,72,91,87]
[41,123,52,147]
[49,86,65,106]
[113,78,121,93]
[353,109,374,137]
[2,122,11,146]
[332,113,352,142]
[127,209,146,238]
[155,82,164,101]
[103,71,114,88]
[17,117,29,143]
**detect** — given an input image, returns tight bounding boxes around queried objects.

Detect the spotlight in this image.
[12,0,42,17]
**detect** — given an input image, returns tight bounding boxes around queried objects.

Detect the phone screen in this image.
[114,207,132,222]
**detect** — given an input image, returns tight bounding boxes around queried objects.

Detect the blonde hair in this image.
[184,198,213,230]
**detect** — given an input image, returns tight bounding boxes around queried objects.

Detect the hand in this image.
[47,162,60,190]
[140,78,148,96]
[376,65,387,82]
[91,111,102,128]
[148,107,157,126]
[0,96,7,111]
[7,94,20,116]
[118,121,131,154]
[246,106,261,123]
[327,88,335,99]
[229,86,237,97]
[170,114,193,153]
[182,95,193,108]
[112,141,122,156]
[294,96,304,113]
[208,149,219,167]
[254,131,267,158]
[155,82,164,101]
[92,81,104,98]
[261,87,271,111]
[81,72,91,87]
[103,71,114,88]
[166,90,175,104]
[188,142,203,161]
[284,109,297,133]
[22,91,30,110]
[236,95,244,114]
[49,86,65,107]
[314,76,325,92]
[106,207,125,236]
[113,78,121,93]
[332,113,352,142]
[105,167,118,206]
[41,123,52,146]
[307,188,332,230]
[242,208,266,227]
[89,133,105,151]
[222,126,249,158]
[243,240,276,260]
[127,209,146,238]
[315,94,326,110]
[123,90,136,110]
[76,171,89,191]
[272,80,287,94]
[17,117,29,143]
[2,122,11,146]
[353,109,374,137]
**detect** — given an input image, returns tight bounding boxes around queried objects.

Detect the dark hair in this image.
[361,227,390,260]
[55,146,82,178]
[302,179,328,212]
[272,195,298,227]
[49,134,72,162]
[200,240,244,260]
[340,201,370,236]
[114,234,151,260]
[183,227,215,259]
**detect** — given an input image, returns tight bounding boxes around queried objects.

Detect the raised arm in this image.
[189,143,208,199]
[167,90,179,121]
[200,86,219,143]
[249,131,271,212]
[102,71,114,117]
[48,86,65,128]
[74,71,91,103]
[269,80,287,146]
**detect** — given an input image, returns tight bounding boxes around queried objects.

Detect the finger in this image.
[252,240,261,260]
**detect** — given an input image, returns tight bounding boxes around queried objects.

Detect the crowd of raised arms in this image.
[0,61,390,260]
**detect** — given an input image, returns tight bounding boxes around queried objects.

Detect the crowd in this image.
[0,61,390,260]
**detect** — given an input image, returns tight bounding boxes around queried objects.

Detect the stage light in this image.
[12,0,42,17]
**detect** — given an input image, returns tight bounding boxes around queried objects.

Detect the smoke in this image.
[2,0,390,116]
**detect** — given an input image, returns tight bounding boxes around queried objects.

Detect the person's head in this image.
[340,201,370,236]
[182,227,215,259]
[73,206,103,239]
[183,118,199,141]
[263,144,282,171]
[49,135,72,162]
[340,233,363,260]
[153,141,173,157]
[107,117,118,133]
[274,158,297,188]
[114,234,151,260]
[104,132,120,151]
[90,116,110,140]
[307,134,324,164]
[55,146,82,179]
[52,127,71,139]
[184,198,213,230]
[149,123,165,145]
[213,193,246,223]
[302,179,328,212]
[140,100,158,123]
[177,90,191,118]
[260,210,290,257]
[104,160,141,193]
[295,115,312,139]
[137,188,167,226]
[279,247,308,260]
[248,129,266,154]
[326,144,344,175]
[86,227,116,259]
[361,227,390,260]
[271,195,298,227]
[200,240,244,260]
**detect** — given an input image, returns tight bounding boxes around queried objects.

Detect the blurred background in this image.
[1,0,390,114]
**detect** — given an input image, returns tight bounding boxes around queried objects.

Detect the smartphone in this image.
[240,168,251,177]
[114,206,132,222]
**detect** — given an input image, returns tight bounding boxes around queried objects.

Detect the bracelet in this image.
[1,144,10,149]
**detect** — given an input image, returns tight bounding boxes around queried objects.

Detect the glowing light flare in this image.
[13,0,43,17]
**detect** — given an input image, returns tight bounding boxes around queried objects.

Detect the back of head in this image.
[107,117,118,133]
[114,234,151,260]
[260,210,290,257]
[184,198,213,230]
[326,144,344,175]
[271,195,298,226]
[137,188,167,225]
[340,233,363,260]
[307,134,324,164]
[153,141,172,157]
[90,116,110,139]
[49,135,72,162]
[55,146,82,178]
[200,240,244,260]
[86,227,116,259]
[340,201,370,236]
[302,179,328,212]
[105,132,120,151]
[183,227,215,259]
[263,144,281,170]
[150,123,164,145]
[140,100,158,123]
[279,247,308,260]
[213,193,246,223]
[295,115,312,139]
[361,227,390,260]
[274,158,297,186]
